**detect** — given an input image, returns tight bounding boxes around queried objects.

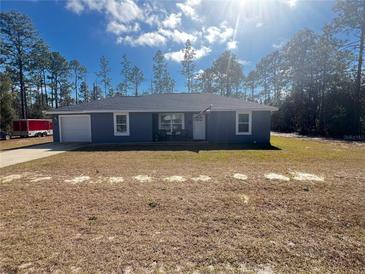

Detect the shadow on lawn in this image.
[74,142,281,153]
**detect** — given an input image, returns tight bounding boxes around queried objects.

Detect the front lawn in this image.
[0,136,364,273]
[0,136,53,151]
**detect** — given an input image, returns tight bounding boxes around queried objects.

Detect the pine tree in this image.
[120,54,131,95]
[333,0,365,134]
[0,73,15,131]
[79,81,90,103]
[152,50,175,93]
[96,56,112,97]
[48,52,70,108]
[70,59,87,104]
[130,66,144,96]
[92,82,102,101]
[0,11,40,118]
[29,40,50,107]
[181,39,196,93]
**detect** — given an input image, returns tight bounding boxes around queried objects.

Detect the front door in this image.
[193,114,206,140]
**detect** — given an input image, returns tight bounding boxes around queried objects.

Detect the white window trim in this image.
[158,113,185,133]
[236,111,252,135]
[113,112,130,136]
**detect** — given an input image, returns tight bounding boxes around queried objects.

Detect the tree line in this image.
[0,11,178,130]
[195,0,364,137]
[1,0,364,138]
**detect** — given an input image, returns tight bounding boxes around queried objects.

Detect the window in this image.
[159,113,184,134]
[236,112,251,135]
[113,113,129,136]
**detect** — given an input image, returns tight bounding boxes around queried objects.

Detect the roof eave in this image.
[46,107,278,115]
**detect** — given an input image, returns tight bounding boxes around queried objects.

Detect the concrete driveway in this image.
[0,143,82,168]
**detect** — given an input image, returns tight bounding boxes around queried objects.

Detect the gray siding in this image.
[206,111,271,144]
[91,112,153,143]
[52,116,60,142]
[53,112,153,143]
[53,110,271,144]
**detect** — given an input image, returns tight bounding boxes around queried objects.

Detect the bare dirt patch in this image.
[191,175,211,182]
[291,171,324,182]
[133,175,153,183]
[264,173,290,181]
[30,176,52,182]
[0,174,23,183]
[163,175,187,182]
[233,173,248,181]
[108,176,124,183]
[64,176,91,184]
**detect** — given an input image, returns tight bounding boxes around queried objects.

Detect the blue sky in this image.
[2,0,335,93]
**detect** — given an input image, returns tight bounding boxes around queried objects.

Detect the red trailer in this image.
[12,119,53,137]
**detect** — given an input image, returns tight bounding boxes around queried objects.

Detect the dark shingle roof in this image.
[48,93,277,113]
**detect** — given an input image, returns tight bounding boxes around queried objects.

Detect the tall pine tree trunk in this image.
[75,75,78,104]
[55,79,58,108]
[18,58,27,119]
[43,71,48,106]
[40,75,44,107]
[355,22,364,135]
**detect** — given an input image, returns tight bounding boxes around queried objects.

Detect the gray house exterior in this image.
[47,93,277,145]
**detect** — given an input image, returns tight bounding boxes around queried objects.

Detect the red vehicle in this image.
[12,119,53,137]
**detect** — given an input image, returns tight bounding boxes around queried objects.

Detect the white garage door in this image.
[60,115,91,143]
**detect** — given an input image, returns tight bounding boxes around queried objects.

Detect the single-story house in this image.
[47,93,277,144]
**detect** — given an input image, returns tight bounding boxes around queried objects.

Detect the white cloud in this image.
[158,29,198,44]
[66,0,143,22]
[162,13,182,29]
[272,40,286,49]
[105,0,143,23]
[142,1,163,26]
[65,0,238,54]
[287,0,297,8]
[66,0,104,13]
[195,46,211,59]
[106,21,140,35]
[176,0,201,21]
[193,69,204,80]
[164,51,184,62]
[123,32,167,47]
[237,59,251,66]
[121,28,198,47]
[227,40,237,50]
[204,22,234,44]
[164,46,211,62]
[256,22,264,28]
[66,0,85,14]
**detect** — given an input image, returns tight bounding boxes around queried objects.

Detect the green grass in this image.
[130,136,364,163]
[2,136,364,175]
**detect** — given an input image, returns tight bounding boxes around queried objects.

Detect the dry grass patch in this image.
[0,136,52,151]
[0,136,364,273]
